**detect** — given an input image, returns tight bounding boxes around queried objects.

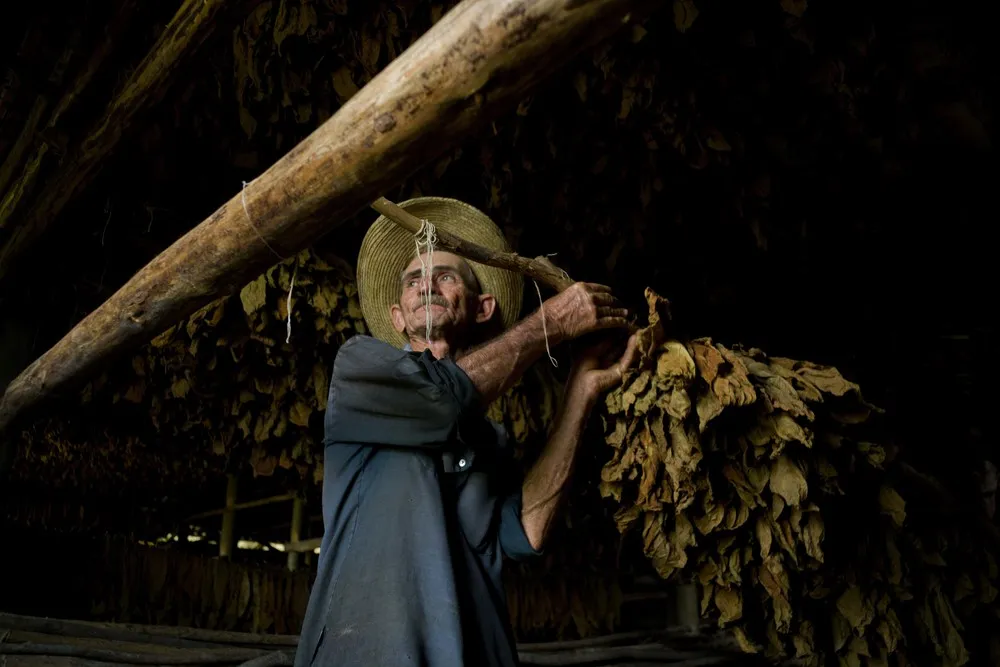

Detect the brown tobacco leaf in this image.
[878,485,906,527]
[769,455,809,506]
[715,586,743,623]
[690,339,758,407]
[770,357,860,399]
[759,555,793,631]
[742,355,814,421]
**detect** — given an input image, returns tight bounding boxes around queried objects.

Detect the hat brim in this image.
[357,197,524,348]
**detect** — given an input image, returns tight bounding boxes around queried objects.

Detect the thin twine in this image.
[414,219,438,343]
[241,180,285,261]
[285,265,298,344]
[534,280,558,368]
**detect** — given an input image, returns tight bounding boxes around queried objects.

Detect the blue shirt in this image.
[294,335,541,667]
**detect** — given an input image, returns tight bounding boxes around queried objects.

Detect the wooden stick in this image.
[0,643,267,665]
[371,197,575,293]
[185,492,295,522]
[282,537,321,554]
[287,496,304,572]
[0,0,651,441]
[219,474,238,560]
[0,0,228,267]
[0,614,298,649]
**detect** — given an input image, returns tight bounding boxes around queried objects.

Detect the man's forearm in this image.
[456,311,556,405]
[519,383,594,551]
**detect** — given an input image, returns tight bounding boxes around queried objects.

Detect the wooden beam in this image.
[0,0,228,265]
[0,0,653,439]
[283,537,322,554]
[184,492,295,522]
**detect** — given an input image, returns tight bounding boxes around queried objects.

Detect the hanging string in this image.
[241,180,285,261]
[413,219,438,343]
[533,280,558,368]
[285,265,298,344]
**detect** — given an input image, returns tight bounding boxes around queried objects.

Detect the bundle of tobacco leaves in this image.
[598,289,1000,666]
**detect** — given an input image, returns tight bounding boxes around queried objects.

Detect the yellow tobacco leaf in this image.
[124,380,146,404]
[793,620,815,658]
[673,0,698,32]
[876,607,903,653]
[312,362,329,408]
[769,455,808,506]
[715,586,742,623]
[289,400,312,427]
[695,389,723,432]
[240,275,267,315]
[756,516,773,558]
[732,627,758,653]
[878,485,906,526]
[932,588,970,666]
[695,497,726,535]
[759,555,793,631]
[802,512,825,563]
[781,0,807,18]
[836,586,874,633]
[643,512,676,579]
[171,377,191,399]
[332,67,358,102]
[656,341,696,386]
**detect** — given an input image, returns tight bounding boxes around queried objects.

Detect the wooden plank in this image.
[0,0,654,441]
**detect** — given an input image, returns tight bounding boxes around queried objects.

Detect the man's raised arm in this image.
[458,283,628,405]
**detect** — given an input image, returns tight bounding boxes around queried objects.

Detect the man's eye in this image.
[440,274,454,282]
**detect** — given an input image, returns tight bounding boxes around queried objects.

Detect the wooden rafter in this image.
[0,0,654,443]
[0,0,229,278]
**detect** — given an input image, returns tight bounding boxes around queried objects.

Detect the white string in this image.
[241,180,285,261]
[413,219,438,343]
[285,265,298,344]
[534,280,558,368]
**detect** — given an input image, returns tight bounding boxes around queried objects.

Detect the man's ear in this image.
[475,293,497,325]
[390,304,406,333]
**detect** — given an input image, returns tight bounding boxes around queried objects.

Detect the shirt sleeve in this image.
[498,490,543,562]
[324,335,481,448]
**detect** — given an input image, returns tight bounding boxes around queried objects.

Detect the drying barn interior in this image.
[0,0,995,665]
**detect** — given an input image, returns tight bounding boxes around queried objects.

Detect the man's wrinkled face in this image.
[390,251,495,344]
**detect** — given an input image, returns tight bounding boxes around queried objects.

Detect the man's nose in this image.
[416,273,441,294]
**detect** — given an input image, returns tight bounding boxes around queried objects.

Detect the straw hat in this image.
[357,196,524,348]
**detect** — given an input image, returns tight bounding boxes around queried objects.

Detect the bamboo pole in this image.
[0,0,654,443]
[219,474,238,560]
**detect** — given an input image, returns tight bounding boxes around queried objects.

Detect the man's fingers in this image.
[618,333,639,370]
[582,282,613,293]
[597,307,629,319]
[595,317,630,331]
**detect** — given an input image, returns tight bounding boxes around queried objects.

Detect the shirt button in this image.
[458,458,467,469]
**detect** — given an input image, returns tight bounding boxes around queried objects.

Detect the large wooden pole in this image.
[0,0,652,440]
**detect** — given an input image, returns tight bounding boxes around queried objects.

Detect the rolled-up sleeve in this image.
[324,336,480,448]
[499,491,543,562]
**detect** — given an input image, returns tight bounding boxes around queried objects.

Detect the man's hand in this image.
[567,333,639,406]
[544,283,630,343]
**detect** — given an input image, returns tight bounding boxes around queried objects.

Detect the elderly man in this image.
[295,197,635,667]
